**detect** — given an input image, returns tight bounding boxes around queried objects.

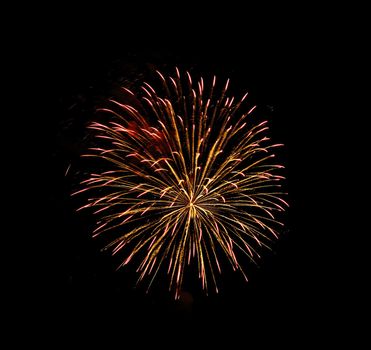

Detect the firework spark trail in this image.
[73,68,288,298]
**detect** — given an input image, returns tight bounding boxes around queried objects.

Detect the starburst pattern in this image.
[73,68,288,298]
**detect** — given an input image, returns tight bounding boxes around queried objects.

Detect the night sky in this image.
[23,22,359,345]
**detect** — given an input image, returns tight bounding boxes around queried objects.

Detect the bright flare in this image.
[73,68,288,298]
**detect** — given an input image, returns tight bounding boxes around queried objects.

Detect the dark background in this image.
[20,15,361,345]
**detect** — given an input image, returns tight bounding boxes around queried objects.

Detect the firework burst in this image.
[73,68,288,298]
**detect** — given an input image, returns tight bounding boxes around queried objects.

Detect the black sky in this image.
[21,18,361,345]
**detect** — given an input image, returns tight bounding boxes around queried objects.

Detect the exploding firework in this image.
[73,67,288,298]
